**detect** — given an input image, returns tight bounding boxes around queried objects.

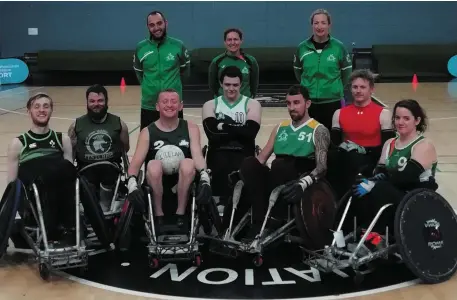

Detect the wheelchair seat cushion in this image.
[294,178,338,250]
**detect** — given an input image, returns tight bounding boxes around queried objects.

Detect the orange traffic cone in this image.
[412,74,418,92]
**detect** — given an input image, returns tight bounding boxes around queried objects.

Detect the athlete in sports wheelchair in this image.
[0,93,92,280]
[200,85,337,266]
[121,89,212,268]
[302,99,457,285]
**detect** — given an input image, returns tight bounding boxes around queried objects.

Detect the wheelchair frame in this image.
[300,194,397,283]
[143,182,202,268]
[204,181,304,266]
[17,179,89,281]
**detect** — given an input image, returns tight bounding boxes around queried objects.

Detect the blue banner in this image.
[0,58,30,85]
[448,55,457,77]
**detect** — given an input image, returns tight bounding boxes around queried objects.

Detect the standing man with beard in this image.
[7,93,77,243]
[133,11,191,130]
[67,84,130,212]
[293,9,352,130]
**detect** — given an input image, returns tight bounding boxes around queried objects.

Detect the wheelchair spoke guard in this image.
[295,179,337,250]
[0,179,23,256]
[394,188,457,284]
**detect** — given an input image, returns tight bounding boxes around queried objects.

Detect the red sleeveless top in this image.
[339,101,384,147]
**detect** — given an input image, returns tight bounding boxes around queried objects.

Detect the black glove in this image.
[281,175,314,204]
[196,170,212,205]
[228,170,242,188]
[127,176,145,213]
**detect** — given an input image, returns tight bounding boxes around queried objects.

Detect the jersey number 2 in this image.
[298,132,312,143]
[154,140,164,150]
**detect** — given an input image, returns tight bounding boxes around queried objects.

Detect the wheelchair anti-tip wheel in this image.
[394,188,457,284]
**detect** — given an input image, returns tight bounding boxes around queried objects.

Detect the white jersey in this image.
[214,95,249,125]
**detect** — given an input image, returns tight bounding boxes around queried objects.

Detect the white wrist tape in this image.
[298,175,313,190]
[127,176,138,193]
[200,170,210,184]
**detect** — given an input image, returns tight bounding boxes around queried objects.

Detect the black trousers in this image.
[326,149,378,200]
[21,159,78,240]
[308,100,342,130]
[206,149,253,200]
[140,108,184,130]
[239,156,305,224]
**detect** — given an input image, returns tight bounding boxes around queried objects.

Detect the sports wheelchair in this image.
[0,178,88,281]
[77,152,133,250]
[202,175,337,267]
[301,187,457,284]
[142,180,202,269]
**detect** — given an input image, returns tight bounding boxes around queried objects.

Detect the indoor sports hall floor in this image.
[0,82,456,300]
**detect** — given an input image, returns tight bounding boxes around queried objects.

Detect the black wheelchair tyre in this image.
[294,179,338,250]
[0,180,23,257]
[394,188,457,284]
[113,200,134,251]
[79,176,112,247]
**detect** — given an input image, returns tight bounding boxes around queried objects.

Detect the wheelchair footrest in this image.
[158,234,189,244]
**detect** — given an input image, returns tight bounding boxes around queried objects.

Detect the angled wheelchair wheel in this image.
[294,179,338,250]
[394,188,457,284]
[79,176,112,247]
[113,200,134,251]
[0,179,23,257]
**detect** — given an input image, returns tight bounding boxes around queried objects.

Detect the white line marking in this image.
[0,86,45,99]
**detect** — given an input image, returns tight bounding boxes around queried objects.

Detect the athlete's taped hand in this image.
[352,178,375,197]
[339,140,366,154]
[197,170,212,205]
[127,176,145,213]
[281,175,314,204]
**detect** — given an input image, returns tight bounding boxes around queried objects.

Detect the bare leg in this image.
[176,159,196,215]
[146,160,164,217]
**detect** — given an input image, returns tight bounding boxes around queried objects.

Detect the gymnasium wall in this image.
[1,1,457,57]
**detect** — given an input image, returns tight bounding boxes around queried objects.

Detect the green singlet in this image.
[385,135,438,181]
[273,118,322,158]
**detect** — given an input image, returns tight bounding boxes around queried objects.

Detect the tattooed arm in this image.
[281,125,331,204]
[67,121,77,160]
[310,124,331,179]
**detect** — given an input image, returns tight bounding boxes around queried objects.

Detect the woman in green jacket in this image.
[208,28,259,98]
[293,9,353,130]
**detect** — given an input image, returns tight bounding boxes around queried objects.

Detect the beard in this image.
[289,111,305,122]
[87,105,108,122]
[150,27,167,41]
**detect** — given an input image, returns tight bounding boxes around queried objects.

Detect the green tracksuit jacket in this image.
[208,51,259,98]
[293,36,352,104]
[133,35,191,110]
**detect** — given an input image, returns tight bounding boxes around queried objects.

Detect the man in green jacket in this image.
[208,28,259,98]
[133,11,191,130]
[293,9,352,130]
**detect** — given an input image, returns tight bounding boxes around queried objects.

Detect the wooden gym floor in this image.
[0,82,456,300]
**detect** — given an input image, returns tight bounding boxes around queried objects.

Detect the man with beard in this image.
[6,93,76,243]
[202,66,261,213]
[133,10,191,130]
[233,85,331,241]
[67,84,130,212]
